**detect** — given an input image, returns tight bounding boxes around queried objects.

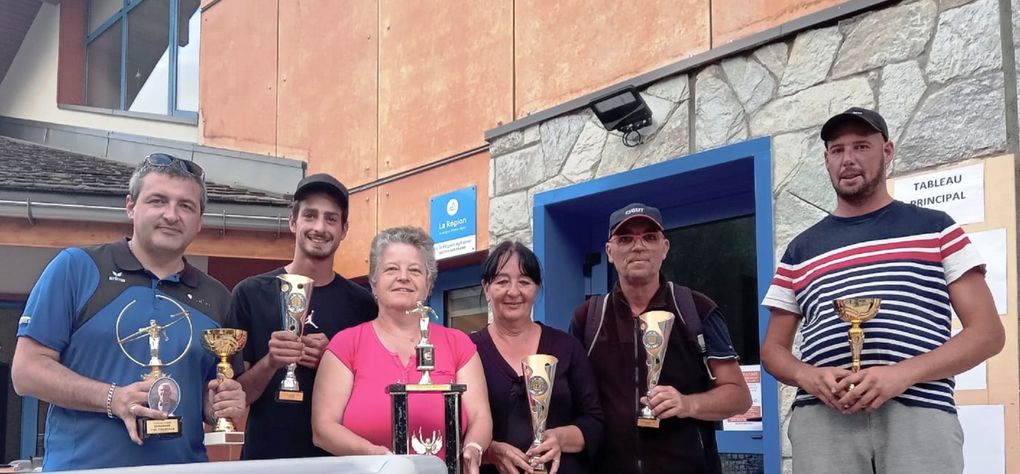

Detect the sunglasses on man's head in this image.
[144,153,205,181]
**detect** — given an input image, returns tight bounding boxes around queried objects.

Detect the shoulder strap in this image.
[584,294,609,357]
[668,282,706,354]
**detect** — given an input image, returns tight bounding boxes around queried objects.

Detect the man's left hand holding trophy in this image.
[10,154,248,470]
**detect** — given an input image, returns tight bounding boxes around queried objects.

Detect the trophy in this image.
[637,310,674,428]
[201,328,248,445]
[407,301,437,385]
[388,300,466,474]
[115,294,193,439]
[276,273,314,402]
[833,298,882,383]
[523,354,558,473]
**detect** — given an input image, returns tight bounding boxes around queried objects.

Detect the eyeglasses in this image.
[143,153,205,181]
[611,232,663,248]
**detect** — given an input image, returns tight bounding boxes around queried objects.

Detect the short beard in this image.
[834,174,882,206]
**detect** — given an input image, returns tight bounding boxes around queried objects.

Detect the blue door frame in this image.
[531,137,779,473]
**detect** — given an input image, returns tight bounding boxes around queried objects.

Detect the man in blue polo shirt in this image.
[11,154,246,470]
[761,108,1004,473]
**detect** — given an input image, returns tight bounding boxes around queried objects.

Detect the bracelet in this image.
[464,442,484,457]
[105,382,117,419]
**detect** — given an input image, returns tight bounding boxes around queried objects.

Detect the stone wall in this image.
[487,0,1015,471]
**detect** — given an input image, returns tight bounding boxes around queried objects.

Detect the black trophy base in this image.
[276,389,304,403]
[138,416,182,439]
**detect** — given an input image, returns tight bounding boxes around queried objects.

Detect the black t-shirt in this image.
[230,267,377,460]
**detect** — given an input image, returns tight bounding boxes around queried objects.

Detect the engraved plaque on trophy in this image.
[276,273,314,403]
[833,298,881,383]
[115,294,192,439]
[637,310,675,428]
[523,354,558,473]
[201,328,248,445]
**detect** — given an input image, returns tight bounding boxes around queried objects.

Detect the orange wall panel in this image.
[334,188,378,279]
[514,0,710,116]
[711,0,846,46]
[200,0,278,156]
[277,1,379,188]
[378,0,512,177]
[377,151,489,254]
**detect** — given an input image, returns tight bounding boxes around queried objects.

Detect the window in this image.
[661,215,760,364]
[85,0,200,117]
[444,285,488,334]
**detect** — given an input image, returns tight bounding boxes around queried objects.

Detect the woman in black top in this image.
[471,241,603,474]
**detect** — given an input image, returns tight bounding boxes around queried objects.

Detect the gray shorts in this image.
[788,400,964,474]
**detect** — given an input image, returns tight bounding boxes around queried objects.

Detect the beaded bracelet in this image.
[464,442,484,457]
[105,382,117,419]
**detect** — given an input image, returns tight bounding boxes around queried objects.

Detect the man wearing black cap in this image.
[762,108,1003,472]
[570,203,751,474]
[233,173,377,459]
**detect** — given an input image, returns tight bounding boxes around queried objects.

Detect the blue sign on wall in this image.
[430,186,477,259]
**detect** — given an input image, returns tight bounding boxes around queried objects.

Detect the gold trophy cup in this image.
[277,273,314,402]
[637,311,674,428]
[832,298,882,380]
[523,354,558,473]
[201,328,248,445]
[115,294,192,439]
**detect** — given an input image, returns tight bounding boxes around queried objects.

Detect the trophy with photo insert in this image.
[387,301,466,474]
[637,310,675,428]
[522,354,558,473]
[276,273,314,403]
[832,298,882,388]
[201,328,248,445]
[115,294,192,439]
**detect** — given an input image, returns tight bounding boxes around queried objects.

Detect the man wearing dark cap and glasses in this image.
[762,107,1003,473]
[11,154,245,469]
[233,173,377,459]
[570,203,751,474]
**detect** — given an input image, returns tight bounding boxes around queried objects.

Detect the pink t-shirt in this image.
[326,321,476,458]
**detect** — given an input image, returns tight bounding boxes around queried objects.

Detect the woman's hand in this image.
[462,441,485,474]
[525,430,562,474]
[483,440,532,474]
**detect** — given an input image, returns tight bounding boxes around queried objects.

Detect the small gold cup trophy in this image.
[832,298,882,385]
[201,328,248,445]
[115,295,192,439]
[637,311,675,428]
[276,273,314,403]
[387,301,466,474]
[522,355,558,473]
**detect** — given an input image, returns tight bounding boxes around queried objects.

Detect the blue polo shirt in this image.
[17,239,231,471]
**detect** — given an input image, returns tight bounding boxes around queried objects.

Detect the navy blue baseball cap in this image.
[609,203,664,237]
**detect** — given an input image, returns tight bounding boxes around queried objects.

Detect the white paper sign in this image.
[959,405,1005,474]
[894,163,984,225]
[968,228,1008,315]
[952,327,987,390]
[722,365,762,431]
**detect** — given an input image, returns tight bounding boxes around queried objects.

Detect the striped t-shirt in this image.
[763,200,984,413]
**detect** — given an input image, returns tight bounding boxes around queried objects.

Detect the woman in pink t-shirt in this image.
[312,226,492,473]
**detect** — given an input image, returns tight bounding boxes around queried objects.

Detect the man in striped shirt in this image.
[761,108,1003,474]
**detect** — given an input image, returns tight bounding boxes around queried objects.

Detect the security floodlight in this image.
[589,86,652,147]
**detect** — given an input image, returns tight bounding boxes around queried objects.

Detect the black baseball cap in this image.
[820,107,889,142]
[294,173,349,211]
[608,203,664,237]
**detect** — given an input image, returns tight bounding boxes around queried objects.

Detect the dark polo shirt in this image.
[571,279,738,474]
